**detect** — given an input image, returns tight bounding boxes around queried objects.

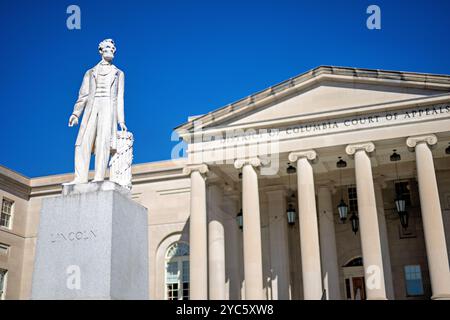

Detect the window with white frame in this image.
[165,242,189,300]
[0,269,7,300]
[1,198,14,229]
[404,265,424,296]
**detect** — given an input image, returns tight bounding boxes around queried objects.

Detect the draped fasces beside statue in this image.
[109,131,134,190]
[66,39,133,189]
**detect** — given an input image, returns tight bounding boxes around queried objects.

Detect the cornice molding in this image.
[0,175,31,200]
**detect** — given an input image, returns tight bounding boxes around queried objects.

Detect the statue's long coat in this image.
[72,63,125,152]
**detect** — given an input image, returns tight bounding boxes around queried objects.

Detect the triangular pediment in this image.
[175,66,450,135]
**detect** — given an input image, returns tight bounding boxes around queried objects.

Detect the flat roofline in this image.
[0,164,30,185]
[0,158,188,189]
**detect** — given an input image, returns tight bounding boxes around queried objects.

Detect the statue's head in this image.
[98,39,116,62]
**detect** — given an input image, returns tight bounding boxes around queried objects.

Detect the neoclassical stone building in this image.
[1,66,450,300]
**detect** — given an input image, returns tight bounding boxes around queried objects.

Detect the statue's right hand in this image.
[68,115,79,127]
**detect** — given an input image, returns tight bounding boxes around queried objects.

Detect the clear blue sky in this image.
[1,0,450,177]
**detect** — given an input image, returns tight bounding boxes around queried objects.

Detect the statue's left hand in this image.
[68,114,79,127]
[119,122,127,131]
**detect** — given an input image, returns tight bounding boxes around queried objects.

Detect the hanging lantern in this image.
[286,164,296,174]
[336,157,348,224]
[286,163,297,226]
[350,212,359,234]
[390,149,409,230]
[336,158,347,168]
[446,143,450,155]
[390,150,401,162]
[395,195,406,214]
[286,204,297,225]
[398,211,409,229]
[236,209,243,230]
[337,199,349,223]
[395,194,409,229]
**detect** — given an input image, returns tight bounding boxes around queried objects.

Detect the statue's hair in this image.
[98,39,116,54]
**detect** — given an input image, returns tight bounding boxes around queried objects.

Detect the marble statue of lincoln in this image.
[67,39,127,184]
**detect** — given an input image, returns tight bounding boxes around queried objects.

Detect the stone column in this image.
[317,184,341,300]
[288,150,323,300]
[374,179,395,300]
[234,158,265,300]
[345,142,386,300]
[223,195,242,299]
[406,134,450,299]
[208,185,226,300]
[183,164,209,300]
[266,189,291,300]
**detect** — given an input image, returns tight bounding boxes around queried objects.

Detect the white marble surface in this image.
[31,181,148,299]
[62,180,130,197]
[109,131,134,190]
[68,39,128,185]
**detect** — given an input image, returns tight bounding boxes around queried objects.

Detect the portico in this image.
[176,66,450,300]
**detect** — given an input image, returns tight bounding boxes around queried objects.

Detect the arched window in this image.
[343,256,363,267]
[165,242,189,300]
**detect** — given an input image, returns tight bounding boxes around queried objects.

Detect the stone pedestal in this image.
[31,181,149,300]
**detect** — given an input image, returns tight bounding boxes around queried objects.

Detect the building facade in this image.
[1,66,450,300]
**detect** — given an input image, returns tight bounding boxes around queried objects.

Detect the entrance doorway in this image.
[343,256,366,300]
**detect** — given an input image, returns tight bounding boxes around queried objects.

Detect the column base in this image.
[431,293,450,300]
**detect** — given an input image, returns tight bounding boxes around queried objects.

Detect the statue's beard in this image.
[103,53,114,62]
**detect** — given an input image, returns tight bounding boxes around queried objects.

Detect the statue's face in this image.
[101,43,115,62]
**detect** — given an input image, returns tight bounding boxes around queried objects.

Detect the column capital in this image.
[183,164,209,175]
[234,157,261,169]
[288,150,317,162]
[345,142,375,156]
[406,134,438,148]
